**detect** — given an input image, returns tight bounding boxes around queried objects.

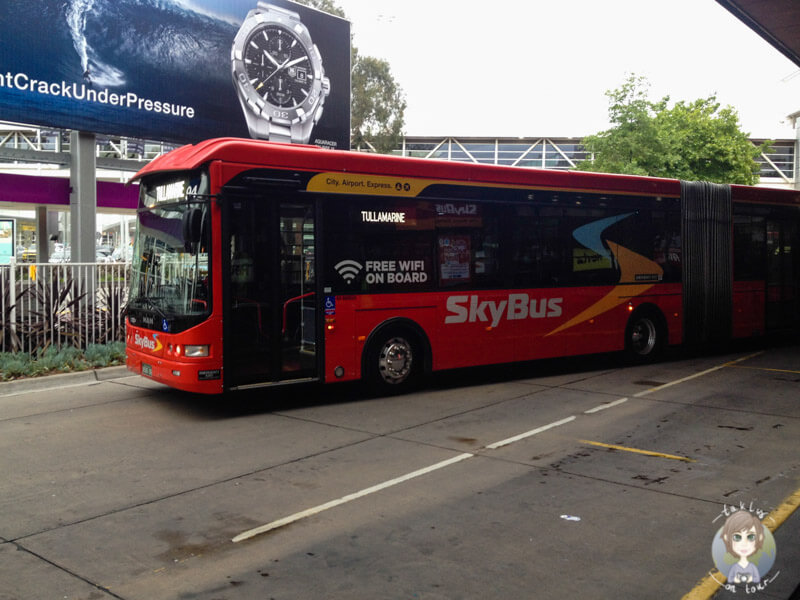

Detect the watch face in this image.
[244,25,313,109]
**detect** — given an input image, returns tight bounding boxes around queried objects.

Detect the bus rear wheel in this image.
[625,310,665,362]
[364,329,422,393]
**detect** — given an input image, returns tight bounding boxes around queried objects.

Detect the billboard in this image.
[0,0,350,149]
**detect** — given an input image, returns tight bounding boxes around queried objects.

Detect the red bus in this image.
[125,138,800,394]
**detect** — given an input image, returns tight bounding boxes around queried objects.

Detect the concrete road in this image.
[1,342,799,599]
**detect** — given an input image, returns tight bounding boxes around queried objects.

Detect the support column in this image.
[47,211,59,251]
[795,118,799,191]
[69,131,96,263]
[119,216,126,250]
[69,131,97,320]
[35,206,48,263]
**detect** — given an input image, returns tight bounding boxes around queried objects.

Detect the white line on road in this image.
[584,397,628,414]
[233,416,579,542]
[233,452,474,542]
[232,352,763,543]
[485,416,577,450]
[631,351,764,398]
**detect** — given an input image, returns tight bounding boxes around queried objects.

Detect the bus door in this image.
[223,196,319,389]
[766,219,799,332]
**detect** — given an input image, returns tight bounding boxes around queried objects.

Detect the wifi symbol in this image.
[334,259,363,283]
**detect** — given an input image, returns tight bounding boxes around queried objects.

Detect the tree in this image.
[350,52,406,153]
[577,75,768,185]
[292,0,406,153]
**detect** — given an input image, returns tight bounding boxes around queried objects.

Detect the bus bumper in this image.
[126,348,224,395]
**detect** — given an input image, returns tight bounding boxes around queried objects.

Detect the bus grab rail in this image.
[282,292,315,335]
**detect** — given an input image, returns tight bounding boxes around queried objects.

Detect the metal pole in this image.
[69,131,97,346]
[35,206,48,263]
[8,255,16,351]
[69,131,96,263]
[795,118,799,191]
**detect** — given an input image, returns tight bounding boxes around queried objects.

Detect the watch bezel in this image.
[231,10,326,126]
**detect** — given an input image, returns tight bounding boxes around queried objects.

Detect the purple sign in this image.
[0,173,138,210]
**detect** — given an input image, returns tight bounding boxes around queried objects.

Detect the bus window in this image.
[436,202,502,289]
[325,197,435,293]
[734,215,766,280]
[509,205,571,288]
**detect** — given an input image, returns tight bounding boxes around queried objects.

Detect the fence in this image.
[0,260,130,354]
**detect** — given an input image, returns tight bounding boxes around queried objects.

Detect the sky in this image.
[334,0,800,139]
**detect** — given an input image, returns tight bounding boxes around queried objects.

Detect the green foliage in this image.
[578,75,768,185]
[35,346,86,374]
[0,354,30,379]
[84,342,127,367]
[0,343,126,381]
[291,0,406,152]
[351,52,407,153]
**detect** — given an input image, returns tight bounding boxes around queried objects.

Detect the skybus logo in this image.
[133,333,162,352]
[445,293,563,328]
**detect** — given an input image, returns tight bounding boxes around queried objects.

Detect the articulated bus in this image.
[125,138,800,394]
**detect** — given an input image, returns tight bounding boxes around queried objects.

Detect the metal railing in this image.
[1,259,130,354]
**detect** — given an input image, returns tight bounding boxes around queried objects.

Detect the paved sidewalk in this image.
[0,366,134,397]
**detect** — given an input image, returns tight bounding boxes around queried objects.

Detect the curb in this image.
[0,366,134,397]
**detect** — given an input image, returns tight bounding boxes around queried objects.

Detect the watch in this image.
[231,2,330,144]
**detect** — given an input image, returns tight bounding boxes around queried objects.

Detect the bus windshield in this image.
[128,171,211,333]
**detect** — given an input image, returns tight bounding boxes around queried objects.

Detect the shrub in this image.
[0,344,126,381]
[84,342,126,367]
[36,346,86,374]
[0,353,32,379]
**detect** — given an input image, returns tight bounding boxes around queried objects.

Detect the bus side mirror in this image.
[182,208,203,252]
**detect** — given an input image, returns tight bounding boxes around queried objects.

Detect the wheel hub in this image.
[378,337,412,384]
[631,319,657,354]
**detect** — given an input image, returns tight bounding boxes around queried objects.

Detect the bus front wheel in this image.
[625,310,665,362]
[364,329,422,393]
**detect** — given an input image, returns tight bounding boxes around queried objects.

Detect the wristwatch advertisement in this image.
[0,0,350,148]
[232,2,331,145]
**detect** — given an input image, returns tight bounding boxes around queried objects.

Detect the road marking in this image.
[232,452,474,543]
[763,486,800,532]
[632,351,764,398]
[681,571,727,600]
[485,416,577,450]
[232,351,765,544]
[584,397,628,414]
[233,416,578,543]
[681,484,800,600]
[728,364,800,375]
[579,439,696,462]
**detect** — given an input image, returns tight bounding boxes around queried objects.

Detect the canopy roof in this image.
[717,0,800,66]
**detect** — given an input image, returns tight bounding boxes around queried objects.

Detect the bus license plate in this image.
[142,363,152,376]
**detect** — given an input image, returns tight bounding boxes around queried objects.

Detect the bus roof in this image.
[132,137,800,205]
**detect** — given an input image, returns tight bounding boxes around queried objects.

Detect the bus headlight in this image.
[184,344,210,357]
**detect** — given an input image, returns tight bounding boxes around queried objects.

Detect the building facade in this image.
[0,125,797,260]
